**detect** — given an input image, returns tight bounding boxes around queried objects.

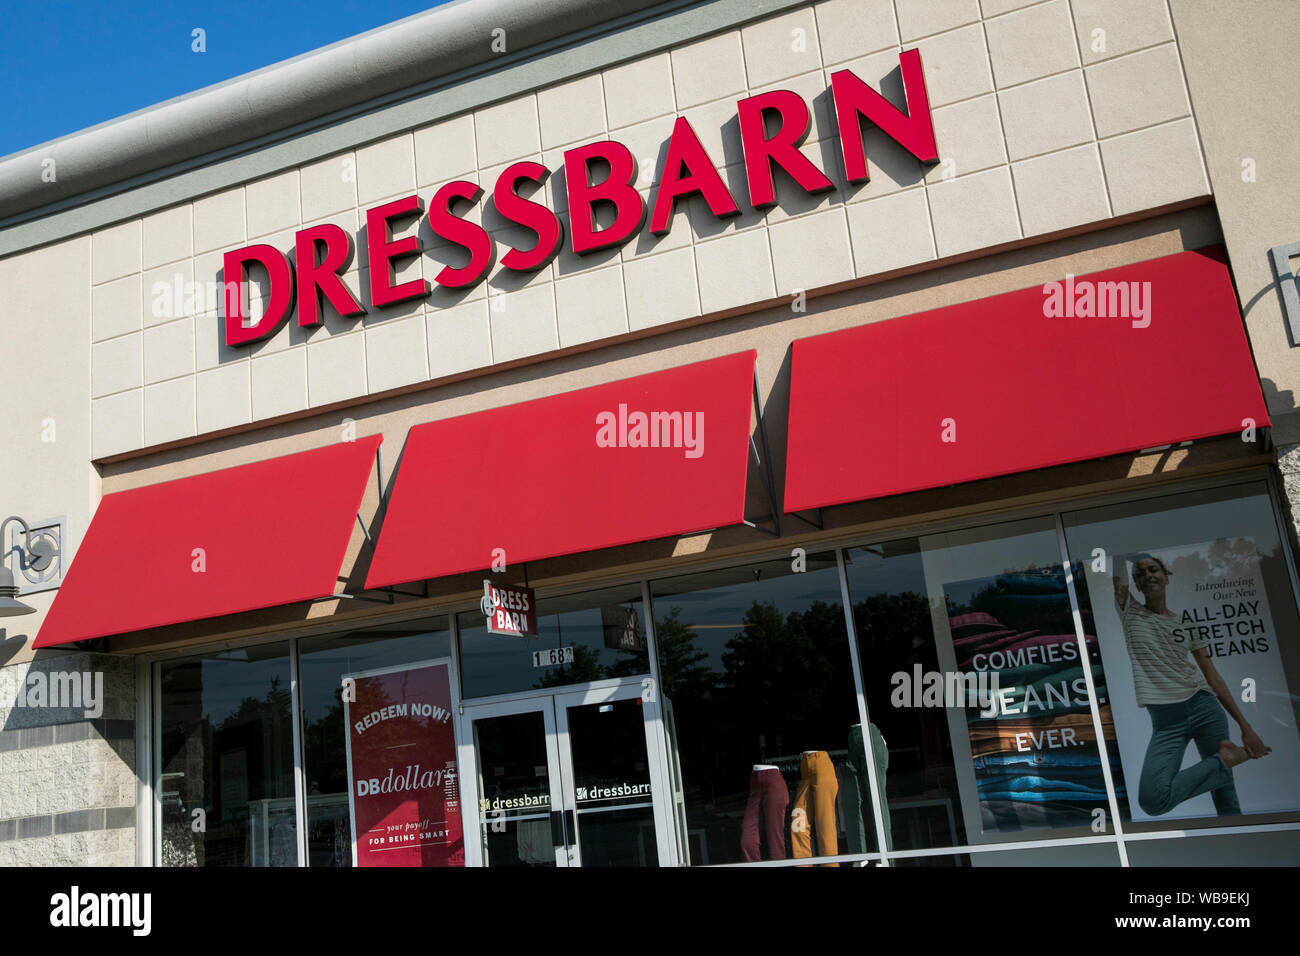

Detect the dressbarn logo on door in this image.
[220,50,940,347]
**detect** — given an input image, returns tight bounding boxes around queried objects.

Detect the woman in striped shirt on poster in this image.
[1113,553,1271,817]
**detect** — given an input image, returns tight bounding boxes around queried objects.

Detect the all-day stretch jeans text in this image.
[1138,690,1241,816]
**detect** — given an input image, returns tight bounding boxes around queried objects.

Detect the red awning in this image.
[365,351,756,588]
[35,436,381,647]
[783,247,1270,513]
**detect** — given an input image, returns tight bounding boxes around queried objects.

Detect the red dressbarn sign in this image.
[481,580,538,637]
[223,51,939,347]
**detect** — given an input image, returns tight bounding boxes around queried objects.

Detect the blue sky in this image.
[0,0,452,157]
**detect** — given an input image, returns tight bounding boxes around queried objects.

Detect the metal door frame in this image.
[459,695,569,867]
[551,679,674,867]
[460,676,674,866]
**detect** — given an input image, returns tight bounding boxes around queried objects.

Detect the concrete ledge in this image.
[0,718,134,748]
[0,805,134,842]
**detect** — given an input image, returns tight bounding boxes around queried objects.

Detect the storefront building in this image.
[1,0,1299,867]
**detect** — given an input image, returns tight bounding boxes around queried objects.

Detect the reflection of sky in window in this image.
[843,544,927,600]
[299,627,450,723]
[944,576,999,608]
[650,561,845,671]
[1062,485,1275,611]
[459,603,646,698]
[1063,484,1271,558]
[172,656,290,728]
[167,625,453,727]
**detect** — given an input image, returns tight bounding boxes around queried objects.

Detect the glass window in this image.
[1063,481,1300,831]
[565,696,659,867]
[457,583,648,699]
[157,643,294,866]
[1126,829,1300,865]
[474,711,557,867]
[891,842,1121,867]
[297,616,452,866]
[649,552,870,865]
[845,517,1118,849]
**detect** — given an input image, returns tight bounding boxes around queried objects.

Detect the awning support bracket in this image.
[747,377,783,537]
[370,583,429,599]
[354,442,397,548]
[787,508,823,531]
[327,591,394,604]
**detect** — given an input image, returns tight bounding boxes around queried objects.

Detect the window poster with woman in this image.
[1090,537,1300,822]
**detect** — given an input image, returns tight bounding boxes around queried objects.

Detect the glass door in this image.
[553,682,669,866]
[463,680,674,866]
[468,699,569,866]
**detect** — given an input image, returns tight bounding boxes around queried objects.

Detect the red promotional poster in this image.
[344,659,465,867]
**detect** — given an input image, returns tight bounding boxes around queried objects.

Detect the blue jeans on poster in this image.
[1138,690,1242,817]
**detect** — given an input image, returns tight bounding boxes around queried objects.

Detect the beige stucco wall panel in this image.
[896,0,981,43]
[846,187,936,277]
[143,377,196,447]
[984,0,1079,90]
[1012,143,1110,236]
[924,94,1008,183]
[300,152,359,223]
[192,186,246,255]
[356,133,417,207]
[1085,43,1190,139]
[602,53,676,131]
[245,169,300,241]
[671,30,748,110]
[141,205,192,272]
[1169,0,1300,431]
[0,236,95,663]
[815,0,897,68]
[195,362,252,435]
[1072,0,1174,65]
[1099,118,1207,216]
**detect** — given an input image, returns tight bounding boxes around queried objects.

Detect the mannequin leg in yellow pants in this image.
[790,750,839,866]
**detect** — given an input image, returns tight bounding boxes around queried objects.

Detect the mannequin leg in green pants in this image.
[845,723,891,853]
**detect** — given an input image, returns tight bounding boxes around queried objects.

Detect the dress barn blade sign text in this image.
[221,50,939,348]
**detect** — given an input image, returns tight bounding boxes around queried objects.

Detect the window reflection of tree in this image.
[657,595,857,864]
[532,604,652,688]
[854,590,937,744]
[160,672,294,867]
[211,675,293,865]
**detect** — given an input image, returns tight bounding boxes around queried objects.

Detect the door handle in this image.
[550,809,577,848]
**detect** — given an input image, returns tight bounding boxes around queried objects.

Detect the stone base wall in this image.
[1276,444,1300,540]
[0,652,136,866]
